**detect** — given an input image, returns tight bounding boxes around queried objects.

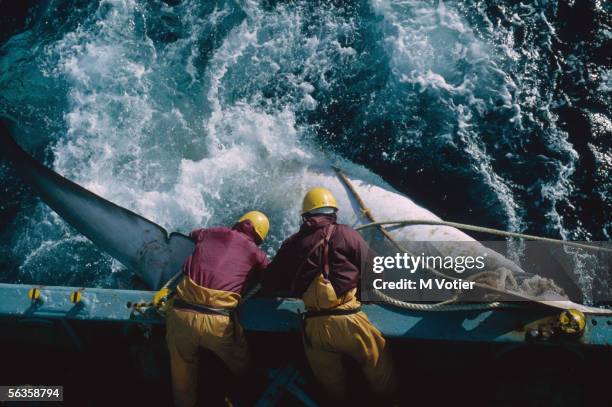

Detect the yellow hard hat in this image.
[238,211,270,241]
[301,187,338,214]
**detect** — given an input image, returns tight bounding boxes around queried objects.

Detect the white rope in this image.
[161,270,183,290]
[370,289,520,311]
[356,220,612,253]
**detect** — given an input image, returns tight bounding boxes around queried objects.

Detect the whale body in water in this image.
[1,119,526,292]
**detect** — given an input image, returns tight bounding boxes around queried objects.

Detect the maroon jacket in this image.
[182,220,270,295]
[264,214,374,297]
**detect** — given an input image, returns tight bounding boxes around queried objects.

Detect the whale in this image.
[1,118,527,289]
[2,117,595,313]
[1,119,195,290]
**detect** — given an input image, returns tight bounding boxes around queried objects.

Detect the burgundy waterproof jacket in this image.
[182,220,270,295]
[264,214,374,298]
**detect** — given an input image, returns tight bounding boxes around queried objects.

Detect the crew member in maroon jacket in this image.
[264,188,396,401]
[165,211,270,407]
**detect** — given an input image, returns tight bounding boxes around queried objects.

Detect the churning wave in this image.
[0,0,610,291]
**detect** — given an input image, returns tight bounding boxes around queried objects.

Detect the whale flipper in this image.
[0,120,194,290]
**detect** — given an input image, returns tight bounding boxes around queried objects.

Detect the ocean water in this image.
[0,0,610,290]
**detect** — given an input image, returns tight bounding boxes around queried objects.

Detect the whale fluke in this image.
[0,119,194,290]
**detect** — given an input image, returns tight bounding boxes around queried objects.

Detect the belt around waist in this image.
[304,306,362,319]
[173,298,233,317]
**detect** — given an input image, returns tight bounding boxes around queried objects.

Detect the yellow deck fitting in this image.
[70,290,83,304]
[27,287,41,302]
[153,287,170,307]
[558,309,586,336]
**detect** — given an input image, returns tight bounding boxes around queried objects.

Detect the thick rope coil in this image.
[370,288,519,311]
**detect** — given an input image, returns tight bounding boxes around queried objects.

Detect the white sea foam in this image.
[371,0,524,235]
[28,0,359,260]
[370,0,583,245]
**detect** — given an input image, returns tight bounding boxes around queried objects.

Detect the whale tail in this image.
[0,119,194,290]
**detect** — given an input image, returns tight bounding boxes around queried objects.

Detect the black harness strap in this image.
[321,224,335,279]
[173,298,233,317]
[173,297,243,342]
[290,224,337,294]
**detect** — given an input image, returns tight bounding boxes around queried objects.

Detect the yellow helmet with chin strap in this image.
[238,211,270,241]
[301,187,338,214]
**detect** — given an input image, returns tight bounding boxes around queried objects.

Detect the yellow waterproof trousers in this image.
[302,275,397,399]
[165,277,248,407]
